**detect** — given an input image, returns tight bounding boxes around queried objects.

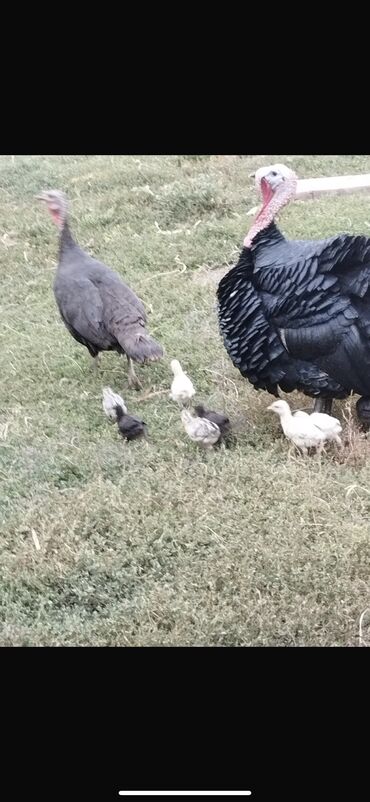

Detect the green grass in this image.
[1,154,370,646]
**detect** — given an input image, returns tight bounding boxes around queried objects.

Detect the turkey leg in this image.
[313,398,333,415]
[356,396,370,430]
[91,354,101,373]
[127,356,143,391]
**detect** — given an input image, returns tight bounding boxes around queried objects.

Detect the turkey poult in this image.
[293,410,342,445]
[115,404,148,442]
[102,387,127,422]
[194,404,231,438]
[218,163,370,426]
[181,409,221,448]
[170,360,195,405]
[36,190,163,390]
[267,400,326,455]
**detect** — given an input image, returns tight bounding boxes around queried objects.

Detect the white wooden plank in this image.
[296,174,370,199]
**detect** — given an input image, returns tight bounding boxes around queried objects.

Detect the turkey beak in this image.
[248,172,255,178]
[35,192,48,202]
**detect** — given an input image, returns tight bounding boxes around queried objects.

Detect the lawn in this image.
[1,154,370,646]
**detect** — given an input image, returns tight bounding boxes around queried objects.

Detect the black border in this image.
[2,649,369,799]
[4,13,367,154]
[3,61,368,156]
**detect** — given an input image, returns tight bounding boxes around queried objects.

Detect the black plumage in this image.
[114,405,148,442]
[37,190,163,389]
[217,164,370,417]
[194,404,231,437]
[356,396,370,428]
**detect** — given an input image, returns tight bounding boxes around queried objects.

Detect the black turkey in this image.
[217,163,370,424]
[37,190,163,390]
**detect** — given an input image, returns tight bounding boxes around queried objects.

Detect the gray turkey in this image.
[217,163,370,424]
[37,190,163,390]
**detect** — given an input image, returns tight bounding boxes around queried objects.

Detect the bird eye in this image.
[271,171,278,177]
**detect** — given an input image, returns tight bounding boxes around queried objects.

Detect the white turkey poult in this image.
[293,410,342,446]
[170,360,196,405]
[102,387,127,422]
[267,400,326,455]
[181,409,221,449]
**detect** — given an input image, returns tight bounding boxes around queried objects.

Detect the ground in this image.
[1,154,370,646]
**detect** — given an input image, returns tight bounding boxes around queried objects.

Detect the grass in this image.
[1,154,370,646]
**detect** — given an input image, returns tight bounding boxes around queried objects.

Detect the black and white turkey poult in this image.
[193,404,231,439]
[37,190,163,390]
[217,163,370,424]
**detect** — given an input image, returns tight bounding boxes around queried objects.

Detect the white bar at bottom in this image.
[118,793,252,797]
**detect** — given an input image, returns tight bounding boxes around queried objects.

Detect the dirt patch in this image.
[193,263,232,287]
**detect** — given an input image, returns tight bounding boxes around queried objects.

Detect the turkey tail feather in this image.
[117,328,163,363]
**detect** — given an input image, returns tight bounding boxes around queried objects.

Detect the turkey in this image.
[181,409,221,448]
[293,410,342,445]
[36,190,163,390]
[114,404,148,442]
[193,403,231,439]
[169,359,196,405]
[217,163,370,425]
[267,400,326,456]
[102,387,127,422]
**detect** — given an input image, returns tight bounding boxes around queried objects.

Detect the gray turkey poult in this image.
[217,163,370,426]
[37,190,163,390]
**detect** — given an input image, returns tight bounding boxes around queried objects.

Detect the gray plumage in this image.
[37,190,163,387]
[181,409,221,448]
